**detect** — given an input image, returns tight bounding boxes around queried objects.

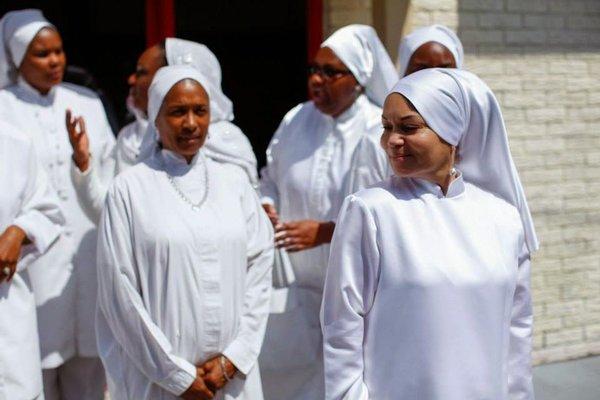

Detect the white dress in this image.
[0,122,64,400]
[0,78,116,367]
[96,148,273,400]
[322,174,534,400]
[258,94,382,400]
[72,118,258,223]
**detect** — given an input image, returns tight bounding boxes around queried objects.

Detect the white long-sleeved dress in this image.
[72,118,258,223]
[0,78,115,367]
[258,94,382,400]
[321,174,534,400]
[0,122,64,400]
[96,148,273,400]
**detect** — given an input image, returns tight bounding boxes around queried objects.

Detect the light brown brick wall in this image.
[323,0,600,365]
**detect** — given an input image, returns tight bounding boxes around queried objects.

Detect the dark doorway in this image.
[1,1,308,167]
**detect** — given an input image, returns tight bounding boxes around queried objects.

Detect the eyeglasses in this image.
[307,64,353,80]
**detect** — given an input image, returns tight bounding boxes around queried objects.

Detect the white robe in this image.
[0,78,116,367]
[321,174,534,400]
[347,133,390,194]
[258,94,382,400]
[0,122,64,400]
[72,119,258,223]
[96,149,273,400]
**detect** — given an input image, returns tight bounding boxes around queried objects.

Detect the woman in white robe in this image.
[0,120,64,400]
[96,65,274,400]
[0,9,115,399]
[70,38,258,223]
[258,24,396,400]
[348,24,464,194]
[321,68,538,400]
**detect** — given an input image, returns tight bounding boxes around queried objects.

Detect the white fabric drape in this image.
[321,24,397,107]
[166,37,234,122]
[397,24,464,77]
[0,121,64,400]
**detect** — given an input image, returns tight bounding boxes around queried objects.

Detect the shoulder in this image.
[280,101,317,126]
[209,120,253,149]
[116,121,139,142]
[207,156,249,188]
[350,178,398,211]
[0,85,19,100]
[465,183,522,230]
[59,82,101,100]
[110,158,155,196]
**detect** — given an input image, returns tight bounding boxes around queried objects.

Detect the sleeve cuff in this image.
[157,356,197,396]
[223,338,255,375]
[71,154,94,179]
[260,196,275,206]
[13,212,62,254]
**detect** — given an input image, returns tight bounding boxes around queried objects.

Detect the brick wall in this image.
[323,0,600,365]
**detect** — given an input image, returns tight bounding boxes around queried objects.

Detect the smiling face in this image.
[155,79,210,163]
[308,47,360,117]
[404,41,456,77]
[381,93,454,182]
[19,27,66,94]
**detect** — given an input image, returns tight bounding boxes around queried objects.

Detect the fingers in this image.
[78,116,87,136]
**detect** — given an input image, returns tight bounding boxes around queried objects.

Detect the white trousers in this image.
[42,356,105,400]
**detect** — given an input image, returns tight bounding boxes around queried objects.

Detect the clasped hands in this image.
[181,355,237,400]
[262,204,335,252]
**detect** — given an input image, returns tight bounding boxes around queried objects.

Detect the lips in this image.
[177,136,202,145]
[310,88,327,105]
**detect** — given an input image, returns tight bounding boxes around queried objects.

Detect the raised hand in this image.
[66,109,90,172]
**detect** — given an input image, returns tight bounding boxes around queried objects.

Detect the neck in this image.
[421,166,456,195]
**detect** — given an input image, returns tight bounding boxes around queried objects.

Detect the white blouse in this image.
[72,119,258,224]
[0,78,115,367]
[321,174,534,400]
[96,148,273,400]
[0,123,64,400]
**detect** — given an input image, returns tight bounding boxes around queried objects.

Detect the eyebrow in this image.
[381,114,421,121]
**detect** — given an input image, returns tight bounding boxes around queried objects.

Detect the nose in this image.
[48,52,60,67]
[308,72,325,87]
[182,110,198,131]
[127,73,136,86]
[386,132,405,148]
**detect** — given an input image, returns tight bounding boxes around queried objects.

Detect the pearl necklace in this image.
[162,153,209,212]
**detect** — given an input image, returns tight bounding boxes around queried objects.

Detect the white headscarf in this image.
[391,68,539,253]
[165,38,233,122]
[397,24,464,77]
[0,9,54,88]
[321,24,397,107]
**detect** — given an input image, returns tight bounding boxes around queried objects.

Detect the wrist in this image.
[6,225,27,244]
[72,152,90,172]
[317,221,335,245]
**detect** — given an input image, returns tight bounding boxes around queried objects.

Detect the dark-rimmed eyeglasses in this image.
[307,64,353,80]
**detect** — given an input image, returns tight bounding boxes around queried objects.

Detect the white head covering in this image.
[147,64,211,126]
[397,24,464,77]
[391,68,539,252]
[165,38,233,122]
[0,9,54,88]
[321,24,397,107]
